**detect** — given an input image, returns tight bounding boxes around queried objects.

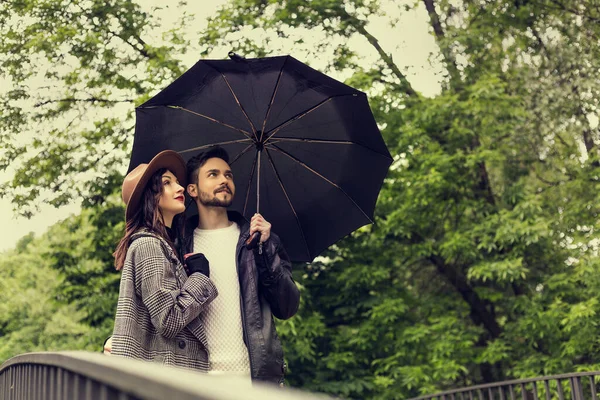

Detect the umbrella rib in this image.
[271,137,393,159]
[219,73,259,140]
[229,143,255,166]
[261,59,287,142]
[267,144,374,224]
[274,138,354,145]
[264,93,357,142]
[162,105,254,140]
[264,147,312,260]
[243,150,259,216]
[178,139,253,155]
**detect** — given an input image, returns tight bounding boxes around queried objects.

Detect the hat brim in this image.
[125,150,187,221]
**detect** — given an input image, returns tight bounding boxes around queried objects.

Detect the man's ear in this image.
[187,184,198,198]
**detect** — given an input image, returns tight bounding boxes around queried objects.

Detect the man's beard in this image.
[198,188,233,208]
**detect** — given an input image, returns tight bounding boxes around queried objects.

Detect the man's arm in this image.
[255,236,300,320]
[249,213,300,319]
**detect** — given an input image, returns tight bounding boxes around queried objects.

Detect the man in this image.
[182,146,300,386]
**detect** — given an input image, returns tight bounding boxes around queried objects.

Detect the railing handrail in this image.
[0,351,331,400]
[408,370,600,400]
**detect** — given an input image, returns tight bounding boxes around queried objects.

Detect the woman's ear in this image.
[187,184,197,198]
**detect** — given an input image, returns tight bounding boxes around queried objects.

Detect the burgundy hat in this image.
[122,150,187,221]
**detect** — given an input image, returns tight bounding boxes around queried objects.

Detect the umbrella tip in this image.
[228,51,246,62]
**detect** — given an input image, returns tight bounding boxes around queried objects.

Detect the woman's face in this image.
[157,170,186,221]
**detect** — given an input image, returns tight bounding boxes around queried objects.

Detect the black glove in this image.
[185,253,210,278]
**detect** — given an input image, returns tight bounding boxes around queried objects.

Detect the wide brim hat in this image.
[122,150,187,221]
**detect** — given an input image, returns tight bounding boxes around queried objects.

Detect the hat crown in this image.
[121,150,186,222]
[122,163,149,206]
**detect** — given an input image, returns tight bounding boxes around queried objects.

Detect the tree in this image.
[0,0,188,353]
[3,1,600,399]
[197,0,600,398]
[0,196,125,364]
[0,0,190,216]
[42,197,124,330]
[0,233,100,362]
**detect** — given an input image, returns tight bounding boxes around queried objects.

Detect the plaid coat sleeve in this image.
[130,237,218,339]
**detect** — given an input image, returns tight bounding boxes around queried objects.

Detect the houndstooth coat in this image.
[111,230,218,370]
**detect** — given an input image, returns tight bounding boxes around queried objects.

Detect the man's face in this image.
[188,157,235,208]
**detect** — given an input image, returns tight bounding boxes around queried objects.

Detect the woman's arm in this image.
[131,238,218,338]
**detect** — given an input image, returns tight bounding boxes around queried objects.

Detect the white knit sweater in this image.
[193,222,251,379]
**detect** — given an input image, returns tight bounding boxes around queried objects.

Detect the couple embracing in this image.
[111,147,300,387]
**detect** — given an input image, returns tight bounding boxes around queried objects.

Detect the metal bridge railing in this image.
[408,371,600,400]
[0,351,331,400]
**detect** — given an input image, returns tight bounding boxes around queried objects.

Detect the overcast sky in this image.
[0,0,443,252]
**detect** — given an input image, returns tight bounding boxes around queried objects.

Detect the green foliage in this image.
[43,197,124,328]
[0,235,98,361]
[3,0,600,400]
[0,0,189,216]
[0,196,124,362]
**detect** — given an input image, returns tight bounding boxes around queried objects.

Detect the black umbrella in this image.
[129,53,393,262]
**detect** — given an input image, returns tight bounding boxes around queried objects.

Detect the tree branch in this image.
[570,84,597,157]
[352,23,418,97]
[539,0,600,23]
[532,169,568,186]
[34,97,134,108]
[422,0,462,86]
[114,29,151,59]
[470,136,496,207]
[75,3,152,60]
[429,255,503,339]
[530,26,599,165]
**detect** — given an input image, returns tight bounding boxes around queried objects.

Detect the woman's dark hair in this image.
[113,168,182,270]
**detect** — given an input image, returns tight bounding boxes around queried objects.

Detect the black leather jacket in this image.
[181,211,300,384]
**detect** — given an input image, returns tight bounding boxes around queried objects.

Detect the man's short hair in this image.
[186,146,230,185]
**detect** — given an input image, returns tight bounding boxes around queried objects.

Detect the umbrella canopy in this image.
[129,53,393,262]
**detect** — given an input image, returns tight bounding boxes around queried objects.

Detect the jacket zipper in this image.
[237,232,255,378]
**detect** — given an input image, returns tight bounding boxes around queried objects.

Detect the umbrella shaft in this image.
[256,149,261,214]
[256,149,263,255]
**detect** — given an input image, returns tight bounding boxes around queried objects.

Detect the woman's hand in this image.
[184,253,210,277]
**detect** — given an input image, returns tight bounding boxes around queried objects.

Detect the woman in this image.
[111,150,217,370]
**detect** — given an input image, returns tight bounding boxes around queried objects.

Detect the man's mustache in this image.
[214,185,232,194]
